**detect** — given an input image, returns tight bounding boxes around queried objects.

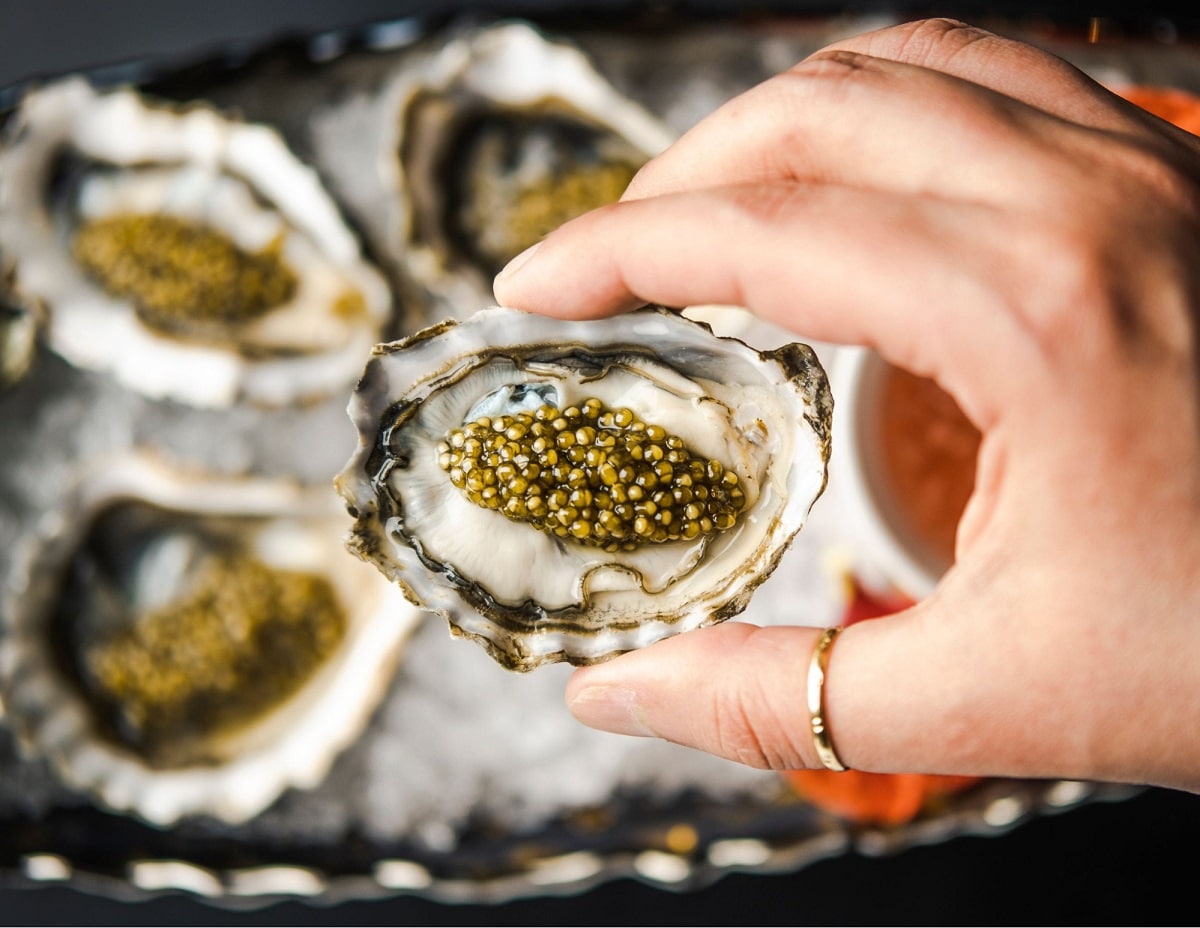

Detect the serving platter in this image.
[0,6,1185,907]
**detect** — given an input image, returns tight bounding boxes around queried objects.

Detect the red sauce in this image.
[876,365,981,568]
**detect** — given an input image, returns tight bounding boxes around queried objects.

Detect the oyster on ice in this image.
[336,306,832,672]
[0,78,391,407]
[370,22,674,312]
[1,454,422,826]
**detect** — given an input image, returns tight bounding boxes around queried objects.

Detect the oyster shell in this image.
[1,454,422,825]
[336,306,831,672]
[0,78,391,408]
[358,22,674,314]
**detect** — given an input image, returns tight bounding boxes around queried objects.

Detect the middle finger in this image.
[623,48,1087,206]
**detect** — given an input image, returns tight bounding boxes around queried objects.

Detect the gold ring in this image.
[806,626,849,771]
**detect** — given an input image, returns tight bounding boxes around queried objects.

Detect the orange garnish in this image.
[1117,85,1200,135]
[782,768,981,827]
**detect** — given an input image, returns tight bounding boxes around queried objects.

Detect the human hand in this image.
[493,18,1200,791]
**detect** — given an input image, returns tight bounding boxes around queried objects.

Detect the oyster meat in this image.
[336,306,832,672]
[0,78,391,407]
[1,454,422,825]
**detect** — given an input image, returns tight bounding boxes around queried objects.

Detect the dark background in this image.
[3,1,1200,923]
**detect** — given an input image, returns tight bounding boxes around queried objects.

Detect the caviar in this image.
[455,116,640,270]
[72,213,296,336]
[437,398,745,550]
[83,555,345,766]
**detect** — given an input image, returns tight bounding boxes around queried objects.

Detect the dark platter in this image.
[1,2,1197,914]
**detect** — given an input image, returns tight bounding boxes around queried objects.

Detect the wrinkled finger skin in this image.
[495,19,1200,792]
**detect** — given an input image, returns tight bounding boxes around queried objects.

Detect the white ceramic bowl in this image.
[829,347,963,601]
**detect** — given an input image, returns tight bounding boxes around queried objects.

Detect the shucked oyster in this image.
[1,454,421,825]
[373,22,674,313]
[336,307,831,672]
[0,79,391,407]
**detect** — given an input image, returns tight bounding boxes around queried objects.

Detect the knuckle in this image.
[891,17,993,63]
[1003,137,1200,363]
[709,692,772,768]
[789,47,876,82]
[1109,140,1200,220]
[705,634,808,770]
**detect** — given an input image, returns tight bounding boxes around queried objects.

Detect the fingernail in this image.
[495,240,542,285]
[568,685,655,738]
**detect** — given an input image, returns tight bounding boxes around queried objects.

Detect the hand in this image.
[493,18,1200,791]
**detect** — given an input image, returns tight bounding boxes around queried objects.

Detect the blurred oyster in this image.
[336,306,831,672]
[0,78,391,407]
[1,454,422,825]
[1,303,37,388]
[381,22,674,312]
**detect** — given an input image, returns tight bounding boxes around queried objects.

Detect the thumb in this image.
[564,590,1055,777]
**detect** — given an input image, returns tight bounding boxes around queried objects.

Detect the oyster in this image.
[336,306,831,672]
[372,22,674,313]
[0,78,391,408]
[1,454,422,825]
